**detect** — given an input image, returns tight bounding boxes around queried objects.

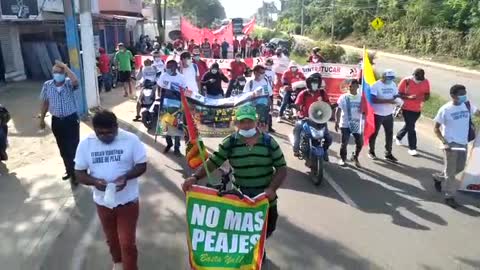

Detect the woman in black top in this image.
[201,63,229,99]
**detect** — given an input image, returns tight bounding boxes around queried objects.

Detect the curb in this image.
[339,44,480,76]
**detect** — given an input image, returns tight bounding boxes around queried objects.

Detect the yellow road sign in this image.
[371,17,385,31]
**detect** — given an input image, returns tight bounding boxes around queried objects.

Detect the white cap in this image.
[383,69,395,77]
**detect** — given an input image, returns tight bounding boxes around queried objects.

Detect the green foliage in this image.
[252,27,290,42]
[175,0,226,28]
[276,0,480,64]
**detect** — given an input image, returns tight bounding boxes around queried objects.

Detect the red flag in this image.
[242,17,256,35]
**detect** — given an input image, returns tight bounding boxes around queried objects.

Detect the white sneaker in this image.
[276,117,282,123]
[408,149,418,156]
[338,159,346,166]
[395,138,403,146]
[113,263,123,270]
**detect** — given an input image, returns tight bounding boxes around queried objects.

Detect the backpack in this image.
[226,132,273,159]
[465,101,476,142]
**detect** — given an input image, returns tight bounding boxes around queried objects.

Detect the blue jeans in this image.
[0,125,7,153]
[293,120,332,153]
[279,91,292,117]
[100,72,112,92]
[166,136,181,151]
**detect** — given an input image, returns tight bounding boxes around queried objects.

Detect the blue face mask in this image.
[457,95,468,104]
[166,69,175,76]
[239,128,257,138]
[53,73,66,83]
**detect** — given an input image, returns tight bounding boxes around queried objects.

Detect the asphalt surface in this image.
[1,82,480,270]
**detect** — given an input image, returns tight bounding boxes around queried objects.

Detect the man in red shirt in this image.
[173,38,184,50]
[212,39,221,59]
[278,62,306,121]
[233,36,240,56]
[97,47,112,92]
[307,47,326,63]
[187,39,196,52]
[240,36,247,58]
[226,53,248,96]
[396,68,430,156]
[192,46,208,81]
[292,73,332,159]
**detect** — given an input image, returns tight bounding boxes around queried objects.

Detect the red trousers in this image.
[97,201,139,270]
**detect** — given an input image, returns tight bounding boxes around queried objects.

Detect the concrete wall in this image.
[0,26,25,81]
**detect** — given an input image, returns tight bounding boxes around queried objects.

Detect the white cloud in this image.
[219,0,279,18]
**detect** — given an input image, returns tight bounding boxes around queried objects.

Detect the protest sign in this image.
[186,186,269,270]
[460,130,480,192]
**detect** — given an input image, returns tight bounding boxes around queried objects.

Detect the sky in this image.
[219,0,280,19]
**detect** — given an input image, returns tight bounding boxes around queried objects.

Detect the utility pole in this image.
[163,0,167,41]
[331,0,335,42]
[155,0,163,41]
[79,0,100,109]
[300,0,305,35]
[63,0,87,116]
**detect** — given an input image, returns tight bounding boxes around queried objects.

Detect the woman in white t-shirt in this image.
[433,84,480,208]
[335,79,363,167]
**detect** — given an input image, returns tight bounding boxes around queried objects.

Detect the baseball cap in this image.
[235,105,257,121]
[383,69,395,78]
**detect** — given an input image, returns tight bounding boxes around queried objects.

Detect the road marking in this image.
[71,210,99,270]
[324,169,358,209]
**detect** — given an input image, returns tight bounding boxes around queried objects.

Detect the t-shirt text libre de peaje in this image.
[370,80,399,116]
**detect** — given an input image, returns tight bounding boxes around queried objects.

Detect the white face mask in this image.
[239,81,246,86]
[211,69,218,74]
[235,58,241,62]
[154,57,161,62]
[265,65,272,70]
[239,128,257,138]
[291,67,298,72]
[185,59,192,66]
[311,83,319,91]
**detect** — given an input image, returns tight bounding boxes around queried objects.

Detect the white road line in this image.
[71,211,100,270]
[324,170,358,209]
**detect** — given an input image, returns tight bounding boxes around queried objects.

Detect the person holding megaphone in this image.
[292,73,332,161]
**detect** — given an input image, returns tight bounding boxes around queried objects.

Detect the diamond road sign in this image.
[371,17,385,31]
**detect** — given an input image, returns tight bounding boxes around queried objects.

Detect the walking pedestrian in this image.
[368,69,400,162]
[179,51,200,95]
[201,38,212,58]
[114,43,134,98]
[212,39,221,59]
[233,36,240,56]
[39,61,80,185]
[157,59,187,155]
[0,104,10,161]
[335,79,363,167]
[221,38,229,59]
[240,36,247,58]
[98,47,112,92]
[192,47,208,80]
[201,63,229,99]
[243,65,274,132]
[75,109,147,270]
[226,54,247,97]
[395,68,430,156]
[245,35,253,58]
[433,84,479,208]
[182,104,287,264]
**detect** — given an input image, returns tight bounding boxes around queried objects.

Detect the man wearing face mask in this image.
[201,63,229,99]
[226,53,248,96]
[114,43,134,98]
[75,110,147,270]
[39,61,80,185]
[179,51,200,94]
[182,105,287,261]
[433,84,480,208]
[277,62,306,122]
[272,48,289,97]
[244,65,274,132]
[192,47,208,80]
[157,59,187,155]
[151,51,165,76]
[368,69,400,162]
[292,73,332,160]
[395,68,430,156]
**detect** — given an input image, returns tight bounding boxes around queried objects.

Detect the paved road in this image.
[2,83,480,270]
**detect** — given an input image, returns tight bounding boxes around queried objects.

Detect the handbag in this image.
[465,101,476,142]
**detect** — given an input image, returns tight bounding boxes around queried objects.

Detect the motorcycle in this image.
[277,80,306,121]
[139,81,156,130]
[295,101,332,186]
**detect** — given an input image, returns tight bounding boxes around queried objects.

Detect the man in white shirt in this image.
[179,51,200,94]
[151,50,165,76]
[157,59,187,155]
[244,65,274,132]
[433,84,480,208]
[368,69,400,162]
[74,110,147,270]
[335,79,363,167]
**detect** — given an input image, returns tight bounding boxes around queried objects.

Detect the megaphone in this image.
[308,101,332,124]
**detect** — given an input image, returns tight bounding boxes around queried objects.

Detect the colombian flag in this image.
[361,49,377,147]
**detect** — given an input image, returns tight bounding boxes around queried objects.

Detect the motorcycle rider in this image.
[0,104,9,161]
[151,50,165,76]
[134,59,157,121]
[277,62,306,122]
[292,73,332,161]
